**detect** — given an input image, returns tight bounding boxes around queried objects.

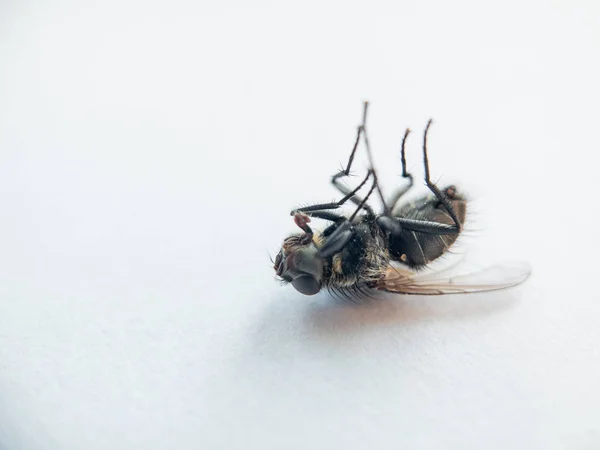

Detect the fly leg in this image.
[292,170,372,218]
[358,102,390,215]
[290,170,372,236]
[387,128,415,212]
[334,102,406,217]
[419,119,462,232]
[376,119,462,235]
[292,171,377,252]
[318,174,378,258]
[330,102,376,215]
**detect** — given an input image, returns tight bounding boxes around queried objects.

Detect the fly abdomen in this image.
[388,188,466,268]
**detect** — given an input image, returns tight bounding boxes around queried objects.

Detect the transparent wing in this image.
[375,261,531,295]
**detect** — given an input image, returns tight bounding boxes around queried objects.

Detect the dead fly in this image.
[273,102,530,297]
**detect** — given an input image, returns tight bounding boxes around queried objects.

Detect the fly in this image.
[273,102,530,297]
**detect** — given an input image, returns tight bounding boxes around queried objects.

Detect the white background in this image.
[1,1,599,449]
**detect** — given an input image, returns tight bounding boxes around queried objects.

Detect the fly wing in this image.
[375,261,531,295]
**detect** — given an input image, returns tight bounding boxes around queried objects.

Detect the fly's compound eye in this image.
[291,275,321,296]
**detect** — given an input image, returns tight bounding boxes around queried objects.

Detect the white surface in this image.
[1,1,599,449]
